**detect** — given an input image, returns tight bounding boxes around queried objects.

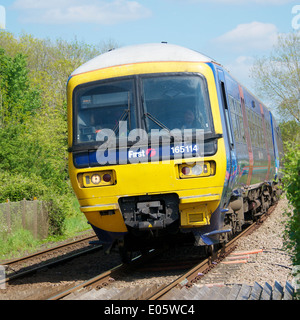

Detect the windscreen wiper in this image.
[144,112,171,132]
[112,92,131,134]
[140,94,171,133]
[112,108,129,134]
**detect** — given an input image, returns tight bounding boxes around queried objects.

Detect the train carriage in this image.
[67,43,283,260]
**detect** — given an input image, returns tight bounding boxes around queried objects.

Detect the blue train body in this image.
[67,43,283,257]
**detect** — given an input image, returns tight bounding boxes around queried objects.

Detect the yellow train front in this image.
[67,43,231,259]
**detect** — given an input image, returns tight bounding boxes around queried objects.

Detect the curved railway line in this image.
[1,233,100,282]
[48,201,295,300]
[0,200,296,300]
[0,232,113,299]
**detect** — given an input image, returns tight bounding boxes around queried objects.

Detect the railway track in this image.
[1,200,295,300]
[0,233,101,287]
[48,248,169,300]
[47,202,295,300]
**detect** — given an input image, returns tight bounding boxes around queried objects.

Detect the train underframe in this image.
[222,180,282,243]
[110,180,282,262]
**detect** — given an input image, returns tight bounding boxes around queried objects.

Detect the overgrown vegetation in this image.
[251,32,300,124]
[0,229,39,259]
[0,212,89,260]
[252,31,300,292]
[0,31,117,247]
[282,142,300,288]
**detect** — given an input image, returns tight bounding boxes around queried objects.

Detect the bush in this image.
[42,194,74,236]
[0,172,75,236]
[0,172,47,202]
[0,34,106,240]
[282,142,300,294]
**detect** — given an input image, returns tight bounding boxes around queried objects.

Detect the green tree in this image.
[252,32,300,289]
[0,30,118,117]
[0,31,120,236]
[282,143,300,295]
[0,49,40,126]
[279,120,300,145]
[251,32,300,123]
[0,46,68,235]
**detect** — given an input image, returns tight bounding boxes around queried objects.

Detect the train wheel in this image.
[272,182,282,204]
[117,239,132,263]
[119,246,133,263]
[205,244,215,257]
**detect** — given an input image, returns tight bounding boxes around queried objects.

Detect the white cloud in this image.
[13,0,74,9]
[0,5,5,29]
[222,55,262,94]
[213,21,278,52]
[12,0,152,25]
[224,56,255,87]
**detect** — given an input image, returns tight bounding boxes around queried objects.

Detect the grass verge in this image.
[0,212,91,261]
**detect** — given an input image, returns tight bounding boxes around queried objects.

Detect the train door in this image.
[217,69,237,198]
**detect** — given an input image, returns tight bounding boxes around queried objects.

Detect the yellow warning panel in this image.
[180,204,210,227]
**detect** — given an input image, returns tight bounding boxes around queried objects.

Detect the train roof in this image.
[71,43,215,76]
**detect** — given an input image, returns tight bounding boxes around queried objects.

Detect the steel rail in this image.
[47,203,277,300]
[47,248,165,300]
[48,263,124,300]
[148,203,277,300]
[1,233,96,266]
[2,245,102,284]
[0,233,101,285]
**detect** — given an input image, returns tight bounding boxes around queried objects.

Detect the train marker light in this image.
[181,166,190,175]
[103,173,112,182]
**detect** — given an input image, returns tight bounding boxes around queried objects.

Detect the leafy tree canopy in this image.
[0,30,119,235]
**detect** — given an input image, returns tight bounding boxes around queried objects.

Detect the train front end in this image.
[67,44,228,255]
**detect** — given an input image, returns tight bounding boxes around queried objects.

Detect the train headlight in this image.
[191,164,202,175]
[178,161,215,179]
[80,170,116,187]
[91,174,101,184]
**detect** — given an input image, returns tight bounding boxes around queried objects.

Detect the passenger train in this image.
[67,43,283,261]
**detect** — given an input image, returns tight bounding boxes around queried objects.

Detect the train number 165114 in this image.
[171,144,198,154]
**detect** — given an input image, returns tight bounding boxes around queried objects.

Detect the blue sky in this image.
[0,0,299,97]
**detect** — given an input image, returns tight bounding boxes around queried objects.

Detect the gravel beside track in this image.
[197,197,295,288]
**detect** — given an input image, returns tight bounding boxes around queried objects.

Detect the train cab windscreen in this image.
[74,79,136,144]
[141,75,212,134]
[73,74,213,147]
